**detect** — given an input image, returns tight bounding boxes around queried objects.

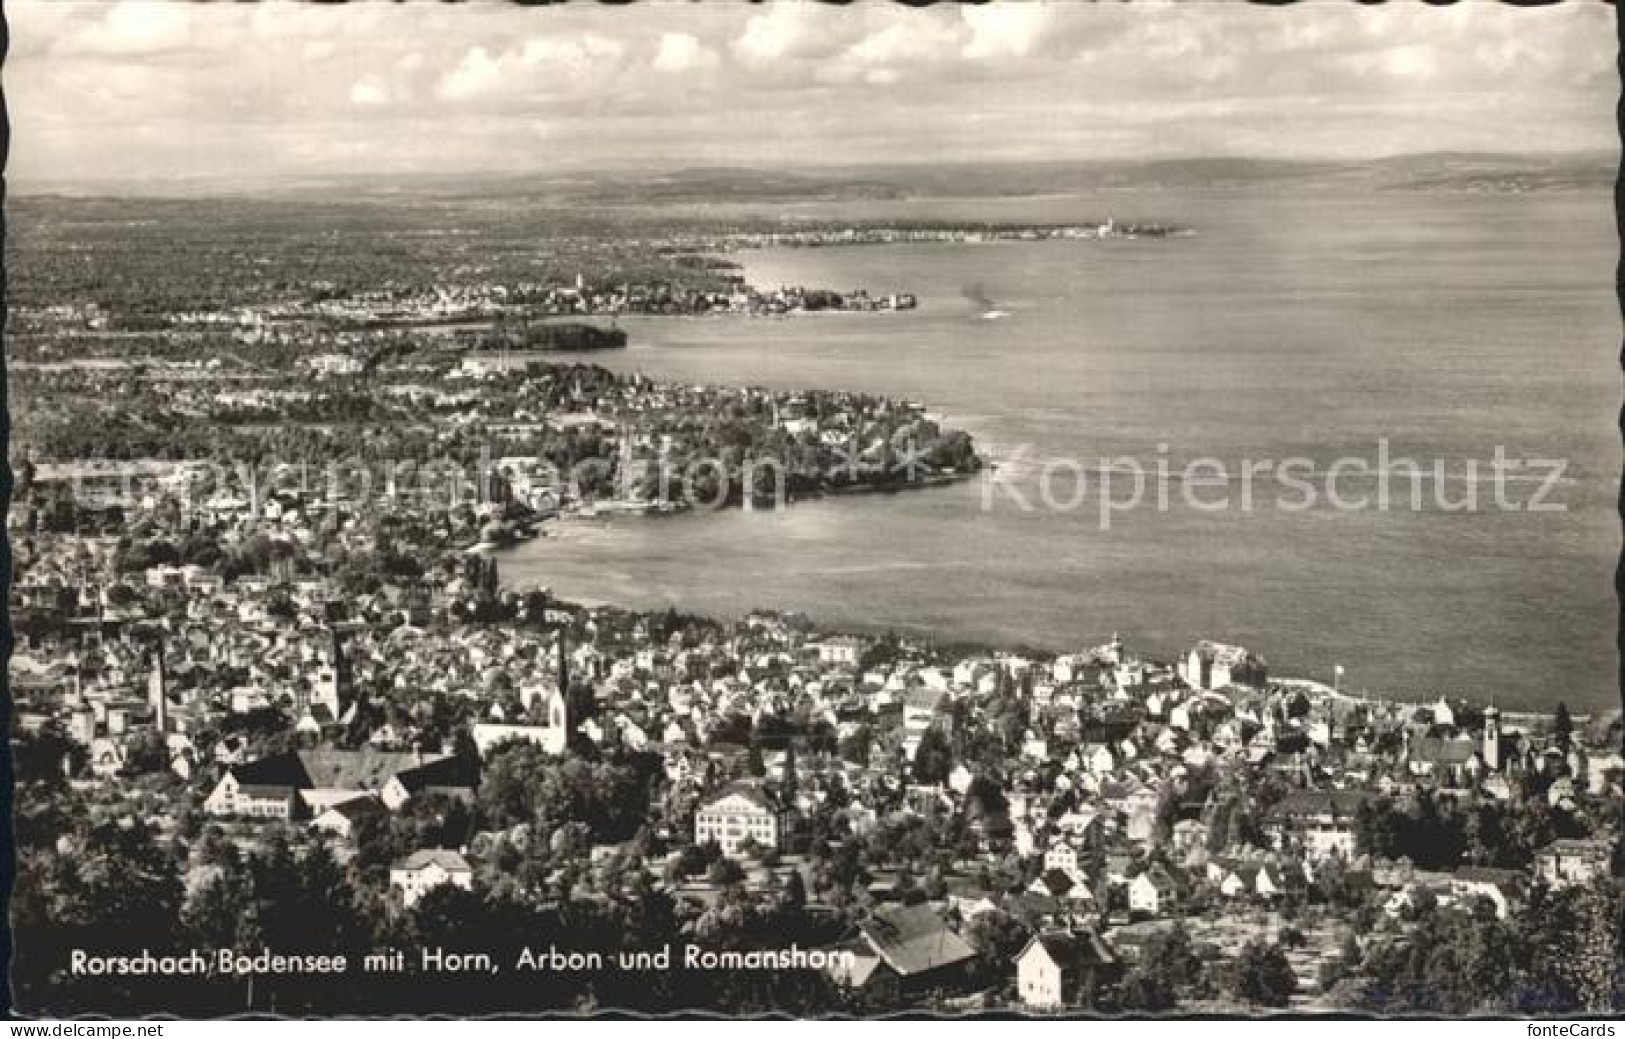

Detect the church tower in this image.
[1483,703,1502,772]
[543,626,573,754]
[556,624,570,700]
[310,627,354,720]
[547,686,568,732]
[149,649,169,735]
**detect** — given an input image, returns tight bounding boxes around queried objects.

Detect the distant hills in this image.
[16,152,1615,202]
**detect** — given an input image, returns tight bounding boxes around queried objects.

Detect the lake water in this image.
[503,188,1621,712]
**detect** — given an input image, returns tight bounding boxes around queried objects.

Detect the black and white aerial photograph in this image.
[3,0,1623,1024]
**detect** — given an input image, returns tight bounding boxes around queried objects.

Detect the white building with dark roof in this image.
[390,849,474,907]
[1179,640,1267,691]
[694,782,784,856]
[1015,930,1122,1009]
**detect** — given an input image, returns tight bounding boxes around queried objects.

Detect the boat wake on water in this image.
[963,283,1012,320]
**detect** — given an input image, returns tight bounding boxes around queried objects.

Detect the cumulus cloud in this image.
[1349,44,1439,82]
[851,21,962,69]
[436,34,627,103]
[74,0,197,58]
[731,4,839,66]
[814,19,964,86]
[654,33,719,74]
[438,45,503,102]
[962,3,1052,60]
[349,79,389,106]
[518,33,626,72]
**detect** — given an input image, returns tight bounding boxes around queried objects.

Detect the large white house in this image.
[1128,868,1183,917]
[1178,640,1267,691]
[811,636,863,668]
[1263,789,1364,861]
[694,782,784,856]
[1015,931,1122,1010]
[390,849,474,907]
[901,687,952,762]
[1534,838,1612,889]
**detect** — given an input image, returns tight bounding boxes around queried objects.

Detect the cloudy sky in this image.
[7,1,1617,186]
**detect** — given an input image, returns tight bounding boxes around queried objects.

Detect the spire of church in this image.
[308,625,356,723]
[531,625,574,754]
[329,624,353,686]
[149,648,169,735]
[557,624,570,695]
[1483,701,1502,772]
